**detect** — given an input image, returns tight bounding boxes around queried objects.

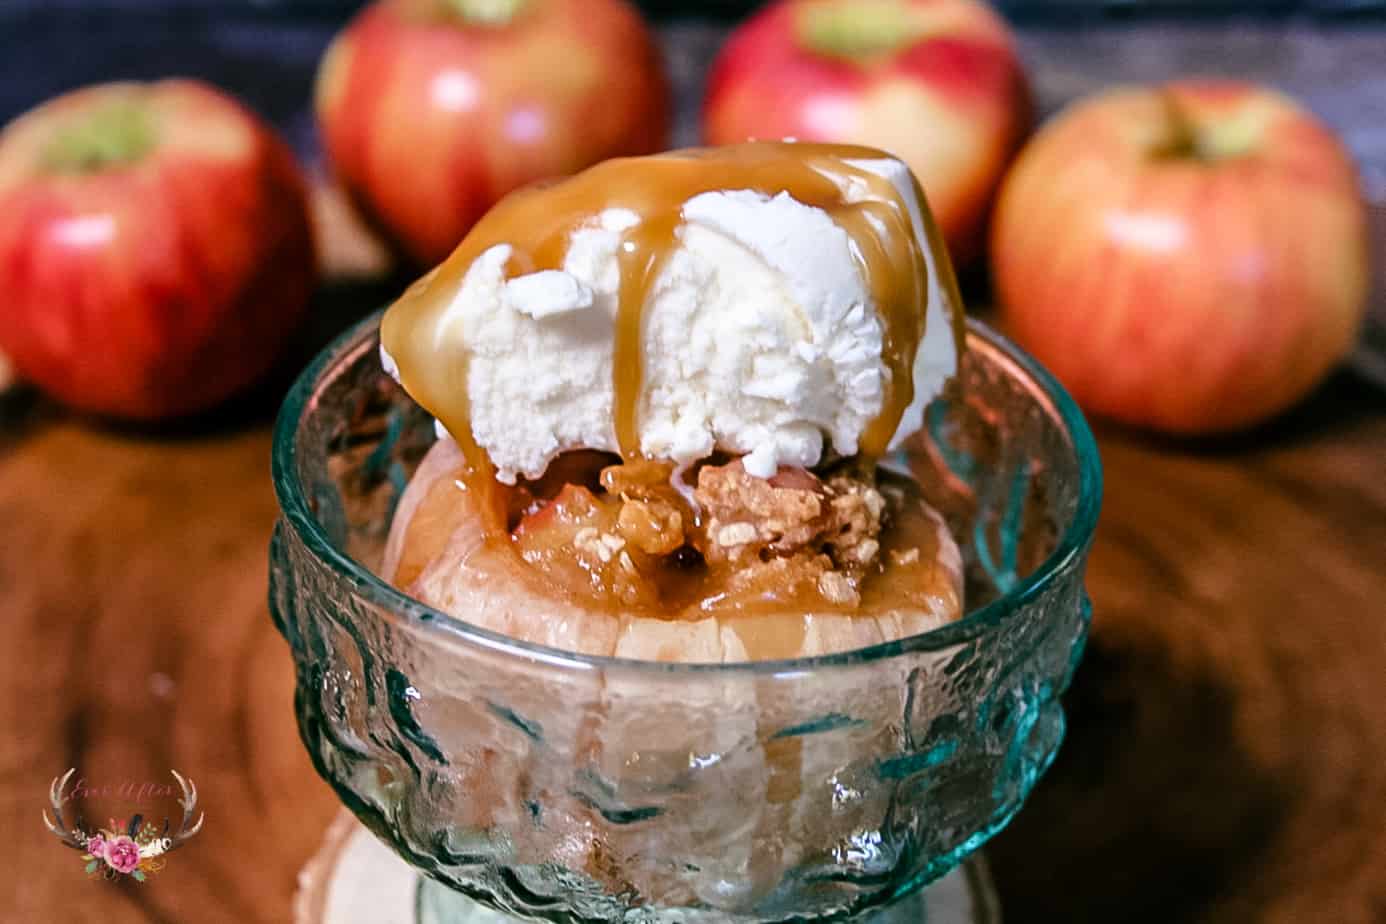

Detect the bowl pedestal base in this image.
[294,812,1001,924]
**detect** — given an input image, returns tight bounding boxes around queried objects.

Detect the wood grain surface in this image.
[2,219,1385,921]
[4,346,1383,924]
[989,373,1386,923]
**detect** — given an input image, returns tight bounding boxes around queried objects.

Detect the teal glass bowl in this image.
[270,313,1101,922]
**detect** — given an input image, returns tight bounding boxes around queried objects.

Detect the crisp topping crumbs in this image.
[864,489,885,520]
[508,450,940,616]
[823,475,887,570]
[680,458,902,610]
[890,547,921,566]
[853,539,880,565]
[573,526,619,563]
[717,522,758,547]
[616,498,684,555]
[696,461,828,563]
[817,571,859,606]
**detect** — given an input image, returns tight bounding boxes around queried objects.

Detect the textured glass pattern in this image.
[270,314,1100,923]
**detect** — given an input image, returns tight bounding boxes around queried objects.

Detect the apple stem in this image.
[799,0,919,60]
[1153,92,1201,160]
[1153,91,1256,163]
[441,0,528,25]
[42,101,156,174]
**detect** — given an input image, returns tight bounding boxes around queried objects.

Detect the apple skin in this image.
[991,80,1370,435]
[702,0,1030,267]
[316,0,670,268]
[0,80,317,421]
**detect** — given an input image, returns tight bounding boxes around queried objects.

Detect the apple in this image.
[991,80,1370,434]
[316,0,670,268]
[702,0,1030,267]
[0,80,316,421]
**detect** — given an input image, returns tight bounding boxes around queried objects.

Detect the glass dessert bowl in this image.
[269,311,1100,922]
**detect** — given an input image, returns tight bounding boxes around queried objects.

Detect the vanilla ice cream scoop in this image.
[381,142,964,483]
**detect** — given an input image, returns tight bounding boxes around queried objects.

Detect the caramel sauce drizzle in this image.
[381,142,965,539]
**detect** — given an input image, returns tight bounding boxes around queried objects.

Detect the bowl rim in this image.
[272,311,1102,675]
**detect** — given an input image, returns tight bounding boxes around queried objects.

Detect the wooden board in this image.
[1,406,339,922]
[989,373,1386,923]
[4,355,1384,923]
[3,177,1385,920]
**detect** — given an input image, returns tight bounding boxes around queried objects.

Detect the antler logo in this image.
[43,768,204,882]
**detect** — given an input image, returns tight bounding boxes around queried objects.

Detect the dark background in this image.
[650,0,1386,16]
[5,0,1386,17]
[3,1,1385,143]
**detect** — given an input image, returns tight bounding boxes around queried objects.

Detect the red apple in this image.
[0,80,316,421]
[991,80,1370,434]
[316,0,670,267]
[703,0,1030,267]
